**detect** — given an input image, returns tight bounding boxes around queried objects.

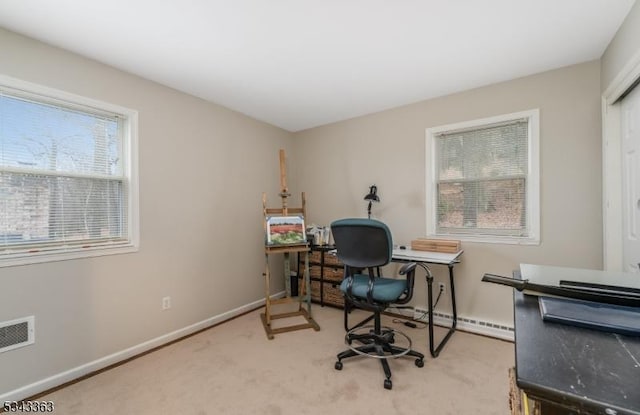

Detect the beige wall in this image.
[293,61,603,326]
[0,28,294,395]
[601,0,640,92]
[0,26,608,398]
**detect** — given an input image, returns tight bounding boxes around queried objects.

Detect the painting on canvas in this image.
[266,215,306,246]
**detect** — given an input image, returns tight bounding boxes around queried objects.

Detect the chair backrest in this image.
[330,218,393,269]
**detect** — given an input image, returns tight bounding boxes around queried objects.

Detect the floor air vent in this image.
[0,316,35,353]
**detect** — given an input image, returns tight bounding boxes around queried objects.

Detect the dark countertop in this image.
[514,290,640,414]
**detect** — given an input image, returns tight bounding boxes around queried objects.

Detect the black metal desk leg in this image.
[426,269,435,357]
[448,264,458,330]
[421,263,458,358]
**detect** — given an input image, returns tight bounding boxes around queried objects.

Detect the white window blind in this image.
[0,79,138,264]
[426,110,539,244]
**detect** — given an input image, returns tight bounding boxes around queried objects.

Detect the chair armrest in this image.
[399,262,416,275]
[395,262,417,305]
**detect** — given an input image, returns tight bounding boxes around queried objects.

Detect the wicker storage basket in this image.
[323,282,345,307]
[309,250,342,266]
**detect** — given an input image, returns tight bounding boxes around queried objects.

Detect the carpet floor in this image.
[39,305,515,414]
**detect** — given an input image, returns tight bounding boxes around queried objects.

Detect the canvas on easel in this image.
[266,215,306,246]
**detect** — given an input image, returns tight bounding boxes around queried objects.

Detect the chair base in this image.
[334,325,424,390]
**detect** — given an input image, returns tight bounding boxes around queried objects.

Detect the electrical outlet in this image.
[438,282,446,294]
[162,296,171,310]
[413,307,428,322]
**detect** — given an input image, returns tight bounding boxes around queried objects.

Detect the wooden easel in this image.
[260,149,320,339]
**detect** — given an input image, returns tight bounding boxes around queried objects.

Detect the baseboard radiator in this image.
[393,307,515,341]
[430,311,514,341]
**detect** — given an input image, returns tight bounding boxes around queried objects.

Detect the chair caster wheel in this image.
[384,379,392,390]
[335,361,343,370]
[415,359,424,368]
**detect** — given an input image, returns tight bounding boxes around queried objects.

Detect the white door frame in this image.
[602,50,640,271]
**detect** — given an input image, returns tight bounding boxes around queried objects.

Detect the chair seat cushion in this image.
[340,274,408,303]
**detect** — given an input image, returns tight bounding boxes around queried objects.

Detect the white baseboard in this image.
[0,292,284,402]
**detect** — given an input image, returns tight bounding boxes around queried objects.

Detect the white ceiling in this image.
[0,1,636,132]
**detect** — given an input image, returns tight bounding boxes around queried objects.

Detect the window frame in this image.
[0,74,139,267]
[425,109,540,245]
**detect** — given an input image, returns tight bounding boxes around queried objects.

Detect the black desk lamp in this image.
[364,185,380,219]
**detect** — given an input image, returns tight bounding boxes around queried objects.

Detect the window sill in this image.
[0,243,139,268]
[429,234,540,246]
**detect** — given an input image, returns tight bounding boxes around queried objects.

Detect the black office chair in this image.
[331,218,424,390]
